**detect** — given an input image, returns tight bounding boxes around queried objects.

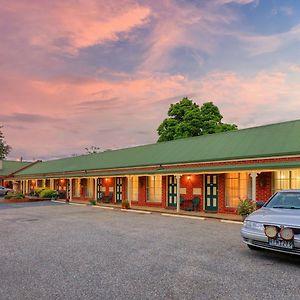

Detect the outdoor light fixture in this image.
[187,176,191,181]
[105,178,109,182]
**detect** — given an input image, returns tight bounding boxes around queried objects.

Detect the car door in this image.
[0,187,4,196]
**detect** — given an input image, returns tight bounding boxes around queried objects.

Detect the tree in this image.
[157,98,237,142]
[85,146,101,154]
[0,126,12,159]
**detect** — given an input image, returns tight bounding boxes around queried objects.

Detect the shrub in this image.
[90,200,96,205]
[237,199,255,217]
[39,188,57,198]
[34,187,46,197]
[4,191,25,199]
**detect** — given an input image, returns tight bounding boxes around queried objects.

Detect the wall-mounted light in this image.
[31,180,36,185]
[105,178,109,182]
[187,176,191,181]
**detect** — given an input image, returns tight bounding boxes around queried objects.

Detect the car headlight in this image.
[244,220,264,232]
[280,227,294,241]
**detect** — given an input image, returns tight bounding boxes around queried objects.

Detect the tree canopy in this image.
[157,98,237,142]
[0,126,12,160]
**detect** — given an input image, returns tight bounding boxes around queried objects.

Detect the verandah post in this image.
[176,174,181,212]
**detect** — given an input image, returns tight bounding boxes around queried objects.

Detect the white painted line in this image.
[51,200,66,204]
[68,202,88,207]
[95,206,114,210]
[220,220,243,225]
[121,209,151,214]
[161,213,205,220]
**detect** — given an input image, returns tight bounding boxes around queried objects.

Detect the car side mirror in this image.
[256,201,265,209]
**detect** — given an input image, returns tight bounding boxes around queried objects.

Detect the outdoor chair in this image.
[184,196,200,211]
[102,192,113,203]
[180,196,184,206]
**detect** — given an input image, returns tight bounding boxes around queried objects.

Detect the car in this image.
[241,190,300,256]
[0,186,13,196]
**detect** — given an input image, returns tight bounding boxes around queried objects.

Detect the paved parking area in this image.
[0,201,299,300]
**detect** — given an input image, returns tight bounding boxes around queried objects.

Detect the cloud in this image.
[1,0,151,55]
[0,113,62,123]
[289,64,300,72]
[216,0,258,5]
[238,23,300,56]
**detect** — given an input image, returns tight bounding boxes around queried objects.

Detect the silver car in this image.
[0,186,13,196]
[241,190,300,255]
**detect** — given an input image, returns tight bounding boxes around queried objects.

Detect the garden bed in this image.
[0,197,53,203]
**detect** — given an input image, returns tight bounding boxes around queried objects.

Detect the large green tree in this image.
[157,98,237,142]
[0,126,11,159]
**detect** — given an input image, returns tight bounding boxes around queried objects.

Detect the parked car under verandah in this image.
[241,190,300,255]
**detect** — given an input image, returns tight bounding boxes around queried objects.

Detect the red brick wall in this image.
[256,172,273,202]
[138,176,147,205]
[122,177,127,201]
[102,177,115,201]
[180,174,203,211]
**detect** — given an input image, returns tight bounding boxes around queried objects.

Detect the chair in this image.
[184,196,200,211]
[102,192,113,203]
[180,196,184,206]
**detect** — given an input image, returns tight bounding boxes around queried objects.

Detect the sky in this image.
[1,0,300,161]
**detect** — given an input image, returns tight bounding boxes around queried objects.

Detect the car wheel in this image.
[247,244,261,251]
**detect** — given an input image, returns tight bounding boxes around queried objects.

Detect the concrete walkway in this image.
[65,200,242,222]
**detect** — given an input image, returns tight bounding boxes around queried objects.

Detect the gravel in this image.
[0,201,299,300]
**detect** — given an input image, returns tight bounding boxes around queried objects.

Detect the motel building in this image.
[3,119,300,215]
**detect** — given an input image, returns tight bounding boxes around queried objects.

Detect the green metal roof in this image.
[0,160,32,177]
[14,119,300,177]
[11,160,300,180]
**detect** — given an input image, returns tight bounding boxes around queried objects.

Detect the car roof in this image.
[277,190,300,193]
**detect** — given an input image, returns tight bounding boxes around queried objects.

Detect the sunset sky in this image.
[1,0,300,161]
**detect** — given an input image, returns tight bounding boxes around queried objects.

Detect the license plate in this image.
[269,238,294,249]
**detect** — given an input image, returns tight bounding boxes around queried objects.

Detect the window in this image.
[147,175,162,202]
[274,170,300,192]
[86,178,94,198]
[130,176,139,201]
[225,173,250,207]
[73,179,81,197]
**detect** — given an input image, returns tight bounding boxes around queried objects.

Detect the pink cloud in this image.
[2,0,151,55]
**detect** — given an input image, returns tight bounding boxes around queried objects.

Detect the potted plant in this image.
[237,199,255,221]
[122,199,130,209]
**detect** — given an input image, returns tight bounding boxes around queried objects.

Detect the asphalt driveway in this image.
[0,201,299,300]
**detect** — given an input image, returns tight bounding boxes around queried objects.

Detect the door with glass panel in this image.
[97,178,103,201]
[116,177,123,203]
[168,175,177,207]
[205,175,218,212]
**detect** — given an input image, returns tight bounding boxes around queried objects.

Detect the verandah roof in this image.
[9,160,300,179]
[13,119,300,178]
[0,160,32,177]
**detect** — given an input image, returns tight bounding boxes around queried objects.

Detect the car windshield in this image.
[266,192,300,209]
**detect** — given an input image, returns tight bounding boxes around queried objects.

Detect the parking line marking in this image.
[51,200,66,204]
[121,209,151,214]
[68,202,88,207]
[161,213,205,220]
[220,220,243,225]
[95,206,114,210]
